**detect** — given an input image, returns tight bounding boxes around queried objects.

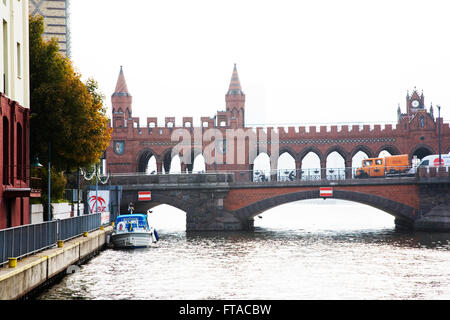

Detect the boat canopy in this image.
[115,214,148,228]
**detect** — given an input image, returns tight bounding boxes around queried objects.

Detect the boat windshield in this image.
[115,215,149,231]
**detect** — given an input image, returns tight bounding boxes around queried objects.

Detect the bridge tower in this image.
[111,66,133,128]
[225,64,246,128]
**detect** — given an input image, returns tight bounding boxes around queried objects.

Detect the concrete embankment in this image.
[0,226,113,300]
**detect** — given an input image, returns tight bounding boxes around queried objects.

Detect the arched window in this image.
[17,123,23,180]
[253,153,271,182]
[3,117,9,185]
[326,151,345,180]
[301,152,321,180]
[420,116,425,128]
[277,152,296,181]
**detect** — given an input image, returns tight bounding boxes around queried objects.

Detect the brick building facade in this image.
[105,65,450,178]
[1,0,32,229]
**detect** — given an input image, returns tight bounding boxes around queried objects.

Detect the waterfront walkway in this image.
[0,225,113,300]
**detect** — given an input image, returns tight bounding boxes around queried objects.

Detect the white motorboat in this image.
[111,212,159,248]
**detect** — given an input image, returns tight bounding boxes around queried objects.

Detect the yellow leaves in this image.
[29,15,112,171]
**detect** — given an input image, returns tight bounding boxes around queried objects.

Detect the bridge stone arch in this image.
[232,189,416,229]
[299,146,324,164]
[324,145,348,162]
[136,148,160,173]
[375,144,401,157]
[278,146,298,162]
[409,144,434,160]
[350,145,374,160]
[130,193,191,214]
[191,151,206,173]
[161,148,180,173]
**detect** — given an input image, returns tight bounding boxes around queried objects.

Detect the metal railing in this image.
[58,213,101,242]
[110,172,234,185]
[0,213,104,267]
[0,221,57,267]
[109,165,450,185]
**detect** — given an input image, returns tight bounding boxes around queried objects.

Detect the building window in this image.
[3,116,9,185]
[3,20,8,95]
[420,116,425,128]
[17,123,22,180]
[16,42,21,78]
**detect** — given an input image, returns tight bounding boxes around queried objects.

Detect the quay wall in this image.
[0,226,112,300]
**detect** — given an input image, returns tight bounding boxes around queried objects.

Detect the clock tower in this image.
[406,87,424,117]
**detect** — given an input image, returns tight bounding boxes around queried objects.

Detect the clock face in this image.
[411,100,420,108]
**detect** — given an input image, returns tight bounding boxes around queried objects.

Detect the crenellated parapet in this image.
[106,66,450,175]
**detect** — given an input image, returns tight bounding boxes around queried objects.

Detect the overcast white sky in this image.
[70,0,450,128]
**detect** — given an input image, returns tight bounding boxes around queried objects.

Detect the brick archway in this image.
[376,144,401,156]
[136,148,159,173]
[231,189,416,225]
[122,191,191,214]
[410,144,434,160]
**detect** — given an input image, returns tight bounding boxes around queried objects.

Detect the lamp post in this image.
[213,115,217,172]
[77,168,80,216]
[48,142,51,221]
[438,105,442,166]
[31,156,43,224]
[95,163,98,214]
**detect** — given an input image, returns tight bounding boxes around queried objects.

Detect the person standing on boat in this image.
[128,202,135,214]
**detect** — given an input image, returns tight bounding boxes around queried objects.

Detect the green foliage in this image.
[37,166,67,202]
[29,15,112,172]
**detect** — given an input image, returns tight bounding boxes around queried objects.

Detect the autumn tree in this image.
[29,15,111,172]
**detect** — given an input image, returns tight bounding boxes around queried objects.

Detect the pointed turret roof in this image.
[227,63,244,96]
[112,66,131,97]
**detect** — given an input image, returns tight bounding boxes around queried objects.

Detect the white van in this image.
[407,154,450,175]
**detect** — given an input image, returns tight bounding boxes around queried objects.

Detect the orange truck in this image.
[355,154,410,178]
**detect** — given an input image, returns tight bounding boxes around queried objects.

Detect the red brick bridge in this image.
[105,66,450,179]
[111,168,450,232]
[104,65,450,231]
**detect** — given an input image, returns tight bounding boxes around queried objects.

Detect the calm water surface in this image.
[37,200,450,300]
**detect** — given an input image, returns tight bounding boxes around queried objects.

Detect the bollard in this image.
[8,258,17,268]
[83,231,88,237]
[100,225,104,231]
[112,221,115,227]
[58,240,64,248]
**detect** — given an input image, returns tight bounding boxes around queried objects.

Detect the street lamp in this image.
[48,142,51,221]
[31,156,43,168]
[438,105,442,166]
[213,115,217,172]
[31,156,43,224]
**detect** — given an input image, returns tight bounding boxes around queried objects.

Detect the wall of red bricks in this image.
[0,93,31,228]
[224,184,420,212]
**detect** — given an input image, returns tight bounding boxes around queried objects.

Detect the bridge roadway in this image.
[109,169,450,232]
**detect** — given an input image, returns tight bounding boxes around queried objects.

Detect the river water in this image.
[37,200,450,300]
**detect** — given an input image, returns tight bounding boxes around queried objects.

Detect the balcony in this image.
[2,165,42,198]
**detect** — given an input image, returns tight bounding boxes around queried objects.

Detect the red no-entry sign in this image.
[138,191,151,201]
[320,187,333,197]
